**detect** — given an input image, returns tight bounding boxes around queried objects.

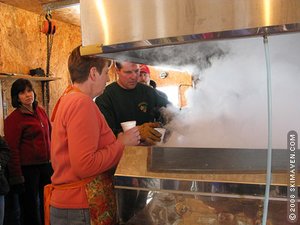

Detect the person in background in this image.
[138,64,168,100]
[46,46,140,225]
[138,64,151,86]
[149,79,168,100]
[4,78,52,225]
[0,137,10,225]
[149,79,156,88]
[95,61,170,223]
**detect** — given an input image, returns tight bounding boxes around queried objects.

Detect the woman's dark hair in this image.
[68,46,110,83]
[11,78,37,109]
[149,80,157,89]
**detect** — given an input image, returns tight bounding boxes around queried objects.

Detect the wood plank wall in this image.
[0,2,81,133]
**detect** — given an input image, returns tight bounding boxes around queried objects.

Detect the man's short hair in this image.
[68,46,110,83]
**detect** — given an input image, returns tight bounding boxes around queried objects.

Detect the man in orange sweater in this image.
[47,46,140,225]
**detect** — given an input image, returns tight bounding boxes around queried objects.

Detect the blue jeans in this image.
[0,195,4,225]
[50,206,91,225]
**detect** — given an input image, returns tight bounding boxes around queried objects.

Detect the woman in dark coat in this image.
[0,136,10,225]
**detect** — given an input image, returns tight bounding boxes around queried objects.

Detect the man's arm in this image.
[152,89,172,124]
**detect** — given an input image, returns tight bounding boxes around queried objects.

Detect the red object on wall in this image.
[41,14,56,35]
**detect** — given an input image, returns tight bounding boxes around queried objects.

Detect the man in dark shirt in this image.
[95,61,170,145]
[95,61,170,223]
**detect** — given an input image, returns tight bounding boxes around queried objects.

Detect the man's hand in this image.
[138,122,161,145]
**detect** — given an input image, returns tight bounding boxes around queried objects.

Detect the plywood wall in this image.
[0,2,81,133]
[149,67,192,107]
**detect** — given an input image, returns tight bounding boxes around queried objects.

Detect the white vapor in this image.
[164,33,300,149]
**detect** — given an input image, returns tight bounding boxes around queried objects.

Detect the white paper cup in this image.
[121,121,136,131]
[154,128,166,144]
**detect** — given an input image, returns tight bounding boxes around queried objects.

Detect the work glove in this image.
[138,122,162,145]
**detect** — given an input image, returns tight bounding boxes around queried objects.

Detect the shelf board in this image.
[0,73,61,81]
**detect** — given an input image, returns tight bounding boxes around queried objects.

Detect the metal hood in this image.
[80,0,300,65]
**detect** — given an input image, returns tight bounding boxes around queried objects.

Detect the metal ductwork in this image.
[80,0,300,65]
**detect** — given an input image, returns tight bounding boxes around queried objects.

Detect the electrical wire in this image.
[262,35,273,225]
[44,10,55,115]
[46,30,54,76]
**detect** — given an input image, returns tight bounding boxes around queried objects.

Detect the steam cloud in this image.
[162,33,300,149]
[136,42,228,71]
[113,41,229,72]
